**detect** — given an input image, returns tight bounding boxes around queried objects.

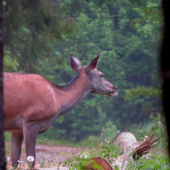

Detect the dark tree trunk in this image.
[161,0,170,156]
[0,0,6,169]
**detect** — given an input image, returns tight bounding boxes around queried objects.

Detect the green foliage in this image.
[74,136,98,148]
[5,132,11,142]
[103,121,117,141]
[3,51,22,72]
[64,139,120,170]
[99,144,120,161]
[45,0,163,140]
[3,0,78,73]
[125,87,162,101]
[126,152,170,170]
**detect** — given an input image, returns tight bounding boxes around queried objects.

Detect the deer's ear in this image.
[87,51,102,70]
[70,54,81,72]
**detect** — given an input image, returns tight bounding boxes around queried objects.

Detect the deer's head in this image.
[70,52,118,97]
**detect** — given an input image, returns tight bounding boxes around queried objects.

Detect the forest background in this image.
[3,0,163,142]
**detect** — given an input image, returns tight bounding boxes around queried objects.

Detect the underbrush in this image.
[63,133,169,170]
[126,148,170,170]
[62,115,169,169]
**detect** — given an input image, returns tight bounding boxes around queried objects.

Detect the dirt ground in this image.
[6,141,81,169]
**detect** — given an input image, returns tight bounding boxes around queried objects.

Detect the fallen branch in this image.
[132,133,166,160]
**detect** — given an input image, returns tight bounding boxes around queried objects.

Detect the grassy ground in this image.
[62,133,169,169]
[60,133,170,170]
[5,117,169,169]
[60,118,170,169]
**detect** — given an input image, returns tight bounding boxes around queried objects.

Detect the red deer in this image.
[4,52,118,167]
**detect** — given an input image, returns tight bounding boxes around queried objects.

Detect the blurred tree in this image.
[0,0,6,168]
[3,0,78,73]
[161,0,170,156]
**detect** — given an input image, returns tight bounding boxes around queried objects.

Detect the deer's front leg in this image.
[11,132,23,167]
[24,123,39,168]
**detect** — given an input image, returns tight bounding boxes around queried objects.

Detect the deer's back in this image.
[4,73,59,130]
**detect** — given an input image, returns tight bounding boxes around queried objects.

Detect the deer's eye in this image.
[101,74,103,78]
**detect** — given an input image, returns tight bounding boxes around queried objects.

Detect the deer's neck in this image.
[55,69,91,117]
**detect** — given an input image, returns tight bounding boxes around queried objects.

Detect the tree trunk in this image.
[161,0,170,156]
[0,0,6,169]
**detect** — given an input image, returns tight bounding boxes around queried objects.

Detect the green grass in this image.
[126,150,170,170]
[62,117,169,170]
[36,135,72,146]
[63,135,169,170]
[74,136,98,148]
